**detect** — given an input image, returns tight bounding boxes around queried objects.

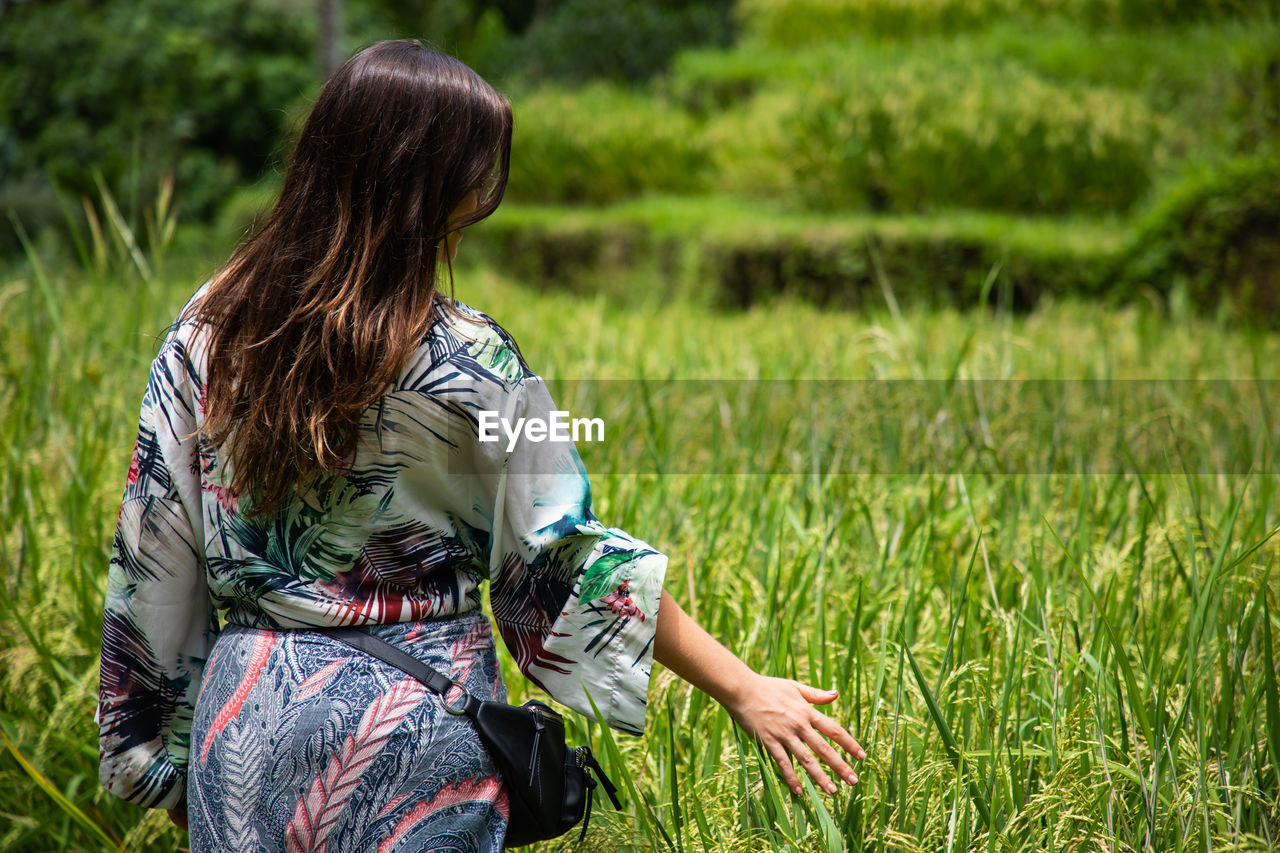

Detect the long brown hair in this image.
[186,40,512,516]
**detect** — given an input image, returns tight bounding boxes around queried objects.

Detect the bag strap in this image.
[327,628,483,718]
[328,379,524,718]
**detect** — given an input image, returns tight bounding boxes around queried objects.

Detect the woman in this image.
[97,40,865,851]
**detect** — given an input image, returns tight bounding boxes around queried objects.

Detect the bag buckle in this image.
[441,680,472,715]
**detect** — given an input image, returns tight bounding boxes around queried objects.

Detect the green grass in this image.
[733,0,1276,44]
[1,239,1278,851]
[484,196,1131,256]
[503,11,1280,214]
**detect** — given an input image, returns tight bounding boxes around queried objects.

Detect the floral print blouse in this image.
[97,290,669,809]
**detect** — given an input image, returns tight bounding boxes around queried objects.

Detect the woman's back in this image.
[99,283,668,844]
[177,292,520,630]
[98,38,863,852]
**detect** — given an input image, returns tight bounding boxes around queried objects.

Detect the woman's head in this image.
[287,40,511,265]
[190,40,512,516]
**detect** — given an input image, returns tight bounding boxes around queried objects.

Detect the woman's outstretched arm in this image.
[652,589,866,796]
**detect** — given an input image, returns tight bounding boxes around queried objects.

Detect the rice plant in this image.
[1,219,1277,852]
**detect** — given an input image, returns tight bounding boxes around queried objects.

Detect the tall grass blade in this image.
[91,172,152,282]
[667,703,685,853]
[1042,517,1156,751]
[798,774,844,853]
[750,736,796,842]
[0,729,121,850]
[581,683,671,849]
[865,234,904,335]
[902,638,992,829]
[7,213,66,347]
[1260,587,1280,789]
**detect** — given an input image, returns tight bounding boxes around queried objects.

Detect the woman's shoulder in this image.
[155,281,213,350]
[441,298,523,356]
[400,297,533,391]
[142,282,214,391]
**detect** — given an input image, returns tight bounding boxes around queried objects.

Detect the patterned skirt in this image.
[187,611,510,853]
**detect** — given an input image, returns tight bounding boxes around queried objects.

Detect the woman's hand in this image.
[723,673,866,796]
[652,589,867,796]
[166,806,188,830]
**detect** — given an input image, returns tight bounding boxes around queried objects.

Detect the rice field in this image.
[1,243,1277,851]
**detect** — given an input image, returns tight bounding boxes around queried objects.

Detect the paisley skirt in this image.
[187,611,510,853]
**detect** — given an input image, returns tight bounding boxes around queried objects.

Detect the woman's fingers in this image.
[730,674,868,796]
[795,679,867,762]
[784,683,867,793]
[762,737,803,795]
[787,733,840,793]
[765,735,836,796]
[813,710,867,762]
[796,682,840,705]
[766,727,851,795]
[800,723,858,786]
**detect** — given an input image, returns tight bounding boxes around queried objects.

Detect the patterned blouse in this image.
[97,289,669,809]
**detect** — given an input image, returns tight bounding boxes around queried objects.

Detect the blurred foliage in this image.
[778,59,1177,214]
[477,150,1280,324]
[736,0,1280,45]
[349,0,516,75]
[481,0,736,85]
[214,176,287,247]
[667,14,1280,124]
[1119,153,1280,318]
[0,0,314,245]
[352,0,736,87]
[507,84,710,203]
[506,12,1278,215]
[479,139,1280,325]
[471,197,1126,314]
[0,0,737,255]
[362,0,542,43]
[2,0,1278,314]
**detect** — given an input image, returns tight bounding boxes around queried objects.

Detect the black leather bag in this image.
[327,627,622,847]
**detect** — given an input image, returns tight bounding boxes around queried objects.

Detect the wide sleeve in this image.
[484,374,668,736]
[97,333,219,809]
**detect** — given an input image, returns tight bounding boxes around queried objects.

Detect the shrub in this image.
[1117,153,1280,321]
[1216,28,1280,155]
[978,17,1280,161]
[663,47,800,115]
[736,0,1279,46]
[480,0,736,85]
[737,0,1034,45]
[214,175,284,245]
[665,19,1277,211]
[0,177,63,257]
[0,0,313,225]
[467,199,1124,311]
[698,90,799,200]
[777,58,1179,214]
[508,85,710,204]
